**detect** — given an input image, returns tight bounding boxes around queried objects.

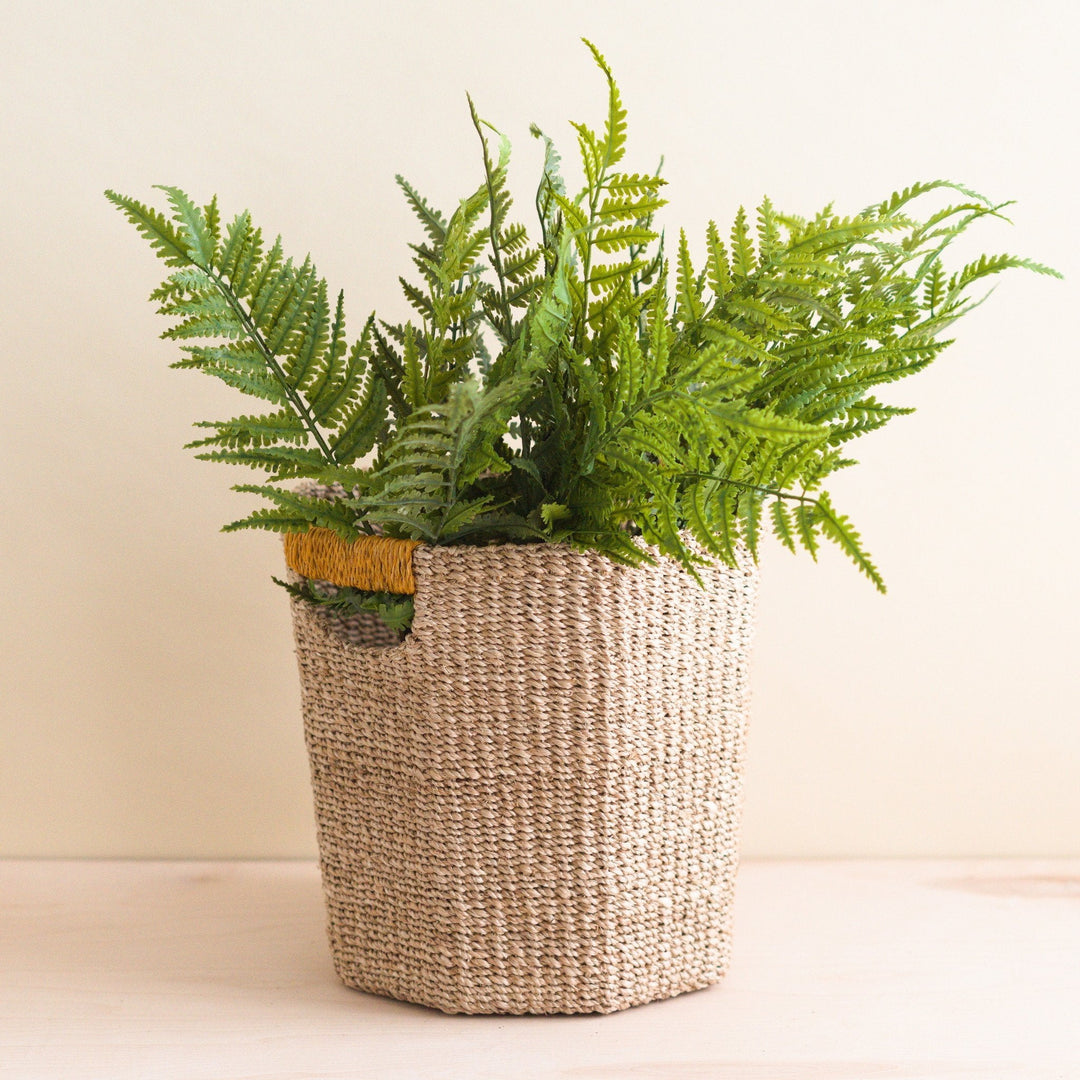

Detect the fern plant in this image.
[108,39,1058,628]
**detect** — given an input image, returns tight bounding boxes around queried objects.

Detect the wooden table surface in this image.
[2,859,1078,1079]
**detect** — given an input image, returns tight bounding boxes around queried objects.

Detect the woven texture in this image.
[284,529,421,594]
[289,541,758,1015]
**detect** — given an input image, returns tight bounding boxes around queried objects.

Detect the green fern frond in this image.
[226,484,361,539]
[815,492,885,592]
[730,207,757,277]
[582,38,628,170]
[203,196,221,260]
[946,252,1063,300]
[273,576,414,636]
[705,221,731,298]
[105,189,191,266]
[596,192,666,222]
[110,41,1059,625]
[330,372,389,464]
[187,410,307,450]
[771,499,797,552]
[155,184,215,266]
[676,230,705,323]
[395,175,448,248]
[794,502,820,558]
[194,444,329,476]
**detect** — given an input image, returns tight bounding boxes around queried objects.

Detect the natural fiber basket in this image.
[285,529,758,1014]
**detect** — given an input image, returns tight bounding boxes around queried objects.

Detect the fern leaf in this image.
[528,237,575,356]
[794,502,820,558]
[150,266,215,304]
[698,321,777,366]
[742,485,762,556]
[402,324,426,409]
[161,308,245,341]
[731,206,757,277]
[498,222,529,253]
[352,507,440,543]
[866,179,992,219]
[947,252,1062,301]
[263,260,316,352]
[720,295,799,333]
[435,497,507,541]
[582,38,627,170]
[705,220,731,298]
[228,484,361,540]
[156,288,234,322]
[399,275,434,320]
[306,290,348,413]
[193,444,328,475]
[588,258,644,294]
[154,185,215,266]
[596,193,666,222]
[712,485,738,562]
[331,373,389,463]
[222,508,319,534]
[203,196,221,263]
[105,190,191,267]
[505,273,545,308]
[368,323,409,418]
[816,493,885,591]
[314,325,367,424]
[217,211,252,281]
[771,499,797,552]
[502,246,542,281]
[676,230,705,323]
[246,238,286,317]
[684,480,722,559]
[604,173,666,197]
[529,122,567,252]
[395,175,448,247]
[612,319,643,420]
[187,410,307,450]
[756,197,780,265]
[224,216,263,295]
[593,224,658,254]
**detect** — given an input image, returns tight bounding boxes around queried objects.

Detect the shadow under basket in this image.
[286,533,758,1015]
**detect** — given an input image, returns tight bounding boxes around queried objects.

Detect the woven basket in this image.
[286,530,758,1014]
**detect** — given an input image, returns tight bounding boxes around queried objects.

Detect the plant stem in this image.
[203,264,339,464]
[469,102,514,345]
[678,471,817,506]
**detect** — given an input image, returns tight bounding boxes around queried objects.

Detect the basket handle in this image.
[284,528,421,594]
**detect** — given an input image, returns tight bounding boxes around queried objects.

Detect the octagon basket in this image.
[285,531,758,1014]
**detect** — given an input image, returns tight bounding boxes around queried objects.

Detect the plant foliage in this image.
[108,39,1059,623]
[272,576,414,635]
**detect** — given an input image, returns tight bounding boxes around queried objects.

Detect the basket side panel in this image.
[402,546,636,1013]
[291,544,757,1014]
[292,604,469,999]
[603,553,757,1009]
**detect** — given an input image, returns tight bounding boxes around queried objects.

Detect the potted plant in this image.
[107,40,1057,1014]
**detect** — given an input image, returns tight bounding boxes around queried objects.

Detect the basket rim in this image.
[283,525,755,596]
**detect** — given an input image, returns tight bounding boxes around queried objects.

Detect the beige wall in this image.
[1,0,1076,858]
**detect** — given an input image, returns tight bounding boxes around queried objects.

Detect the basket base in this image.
[334,966,729,1015]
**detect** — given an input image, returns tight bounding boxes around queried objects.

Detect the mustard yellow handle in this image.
[284,529,421,594]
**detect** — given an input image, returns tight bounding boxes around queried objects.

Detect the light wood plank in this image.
[2,860,1078,1079]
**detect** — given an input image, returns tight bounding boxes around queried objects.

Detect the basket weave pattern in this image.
[289,541,758,1014]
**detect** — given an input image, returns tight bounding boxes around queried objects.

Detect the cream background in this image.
[1,0,1076,858]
